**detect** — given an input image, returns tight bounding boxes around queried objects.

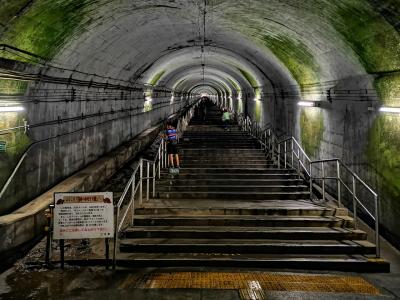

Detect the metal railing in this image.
[112,138,167,268]
[235,112,381,258]
[112,101,198,268]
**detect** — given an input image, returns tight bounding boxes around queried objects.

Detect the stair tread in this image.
[120,238,375,247]
[133,215,345,220]
[157,185,308,188]
[117,252,380,261]
[126,226,364,233]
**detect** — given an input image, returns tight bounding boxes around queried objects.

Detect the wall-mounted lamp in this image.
[379,106,400,114]
[298,101,320,107]
[0,106,24,112]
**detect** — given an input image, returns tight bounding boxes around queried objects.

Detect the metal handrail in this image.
[112,101,199,268]
[234,112,381,258]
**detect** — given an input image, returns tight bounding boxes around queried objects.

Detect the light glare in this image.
[0,106,24,112]
[298,101,315,107]
[380,106,400,114]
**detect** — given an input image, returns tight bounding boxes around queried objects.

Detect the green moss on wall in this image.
[1,0,93,60]
[300,108,324,157]
[227,77,239,91]
[332,1,400,73]
[374,74,400,106]
[237,67,261,99]
[367,114,400,201]
[237,67,257,88]
[0,79,28,95]
[261,35,320,88]
[0,0,32,25]
[149,70,166,86]
[254,100,262,122]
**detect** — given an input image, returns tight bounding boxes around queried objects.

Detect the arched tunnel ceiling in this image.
[0,0,399,96]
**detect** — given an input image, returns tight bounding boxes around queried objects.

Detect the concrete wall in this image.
[231,74,400,250]
[0,122,165,266]
[0,60,195,215]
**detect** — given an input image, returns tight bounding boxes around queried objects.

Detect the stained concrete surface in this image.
[1,265,400,300]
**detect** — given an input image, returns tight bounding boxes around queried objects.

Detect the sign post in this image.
[53,192,114,268]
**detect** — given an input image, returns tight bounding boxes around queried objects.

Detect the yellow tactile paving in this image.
[136,271,380,295]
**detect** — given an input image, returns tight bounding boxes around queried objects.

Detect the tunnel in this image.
[0,0,400,298]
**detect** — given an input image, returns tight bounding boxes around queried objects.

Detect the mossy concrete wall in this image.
[0,60,194,215]
[0,0,399,247]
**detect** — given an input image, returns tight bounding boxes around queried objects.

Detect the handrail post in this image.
[297,147,300,178]
[139,159,143,206]
[374,194,380,258]
[352,176,357,228]
[112,205,119,270]
[268,129,271,151]
[131,175,136,224]
[291,139,294,168]
[322,161,326,201]
[284,141,287,168]
[336,160,341,207]
[146,161,150,201]
[309,164,313,198]
[158,146,161,179]
[277,143,281,169]
[161,140,164,168]
[152,163,156,199]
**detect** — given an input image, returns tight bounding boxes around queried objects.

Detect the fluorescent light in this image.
[380,106,400,114]
[298,101,315,107]
[0,106,24,112]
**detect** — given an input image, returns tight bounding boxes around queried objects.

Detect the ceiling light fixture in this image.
[0,106,24,112]
[379,106,400,114]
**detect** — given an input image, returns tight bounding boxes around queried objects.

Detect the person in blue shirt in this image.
[165,123,180,170]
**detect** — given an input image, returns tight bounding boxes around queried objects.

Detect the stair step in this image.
[156,185,309,193]
[119,238,376,255]
[156,191,310,200]
[135,206,347,216]
[115,253,389,272]
[124,226,366,240]
[156,179,305,186]
[160,173,299,179]
[161,168,296,174]
[132,215,354,227]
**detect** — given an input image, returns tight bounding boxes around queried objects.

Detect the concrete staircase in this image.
[118,102,390,272]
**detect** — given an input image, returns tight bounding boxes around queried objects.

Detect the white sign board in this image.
[53,192,114,240]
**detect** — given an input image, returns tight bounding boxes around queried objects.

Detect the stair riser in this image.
[156,186,309,193]
[157,192,310,200]
[135,208,340,216]
[124,231,367,240]
[156,180,304,186]
[133,219,353,227]
[181,164,276,168]
[120,244,375,255]
[160,174,299,180]
[181,150,265,155]
[115,259,389,273]
[181,160,271,163]
[181,156,269,160]
[161,169,296,174]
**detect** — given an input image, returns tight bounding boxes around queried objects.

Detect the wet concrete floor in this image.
[1,263,400,300]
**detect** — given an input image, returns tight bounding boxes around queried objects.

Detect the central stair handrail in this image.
[112,100,199,268]
[234,111,381,258]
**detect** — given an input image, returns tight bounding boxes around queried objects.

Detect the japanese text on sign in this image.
[53,192,114,239]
